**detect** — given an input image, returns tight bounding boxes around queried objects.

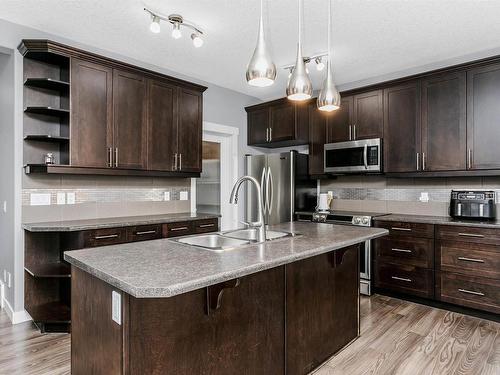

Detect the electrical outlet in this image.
[419,192,429,203]
[56,192,66,205]
[112,291,121,325]
[179,191,189,201]
[67,192,76,204]
[30,193,51,206]
[163,191,171,201]
[7,272,11,288]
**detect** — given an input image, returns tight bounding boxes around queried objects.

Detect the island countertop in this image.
[64,222,387,298]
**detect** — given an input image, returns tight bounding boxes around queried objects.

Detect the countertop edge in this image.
[64,228,388,298]
[373,214,500,228]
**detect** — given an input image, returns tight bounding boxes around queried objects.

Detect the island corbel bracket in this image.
[328,245,359,268]
[206,278,241,315]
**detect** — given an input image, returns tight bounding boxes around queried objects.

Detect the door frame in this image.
[191,121,239,231]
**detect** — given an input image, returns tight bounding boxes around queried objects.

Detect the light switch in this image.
[163,191,170,201]
[179,191,189,201]
[67,192,76,204]
[7,272,11,288]
[112,291,121,325]
[56,192,66,205]
[2,201,6,213]
[30,193,51,206]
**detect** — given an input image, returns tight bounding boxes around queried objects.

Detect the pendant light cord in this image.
[298,0,302,47]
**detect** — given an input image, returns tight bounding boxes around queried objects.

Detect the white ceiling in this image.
[2,0,500,100]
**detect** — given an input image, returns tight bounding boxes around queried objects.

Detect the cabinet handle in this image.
[422,152,426,171]
[173,153,178,170]
[458,288,484,296]
[458,232,484,238]
[95,234,119,240]
[135,230,157,235]
[170,226,189,231]
[179,153,182,170]
[114,148,119,168]
[107,147,113,168]
[391,248,412,253]
[416,152,420,171]
[353,124,357,140]
[269,127,272,142]
[349,125,352,140]
[457,256,485,263]
[391,227,412,232]
[468,149,472,169]
[391,276,412,283]
[198,223,215,228]
[266,128,269,142]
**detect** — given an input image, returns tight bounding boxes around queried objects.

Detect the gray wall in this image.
[0,50,15,308]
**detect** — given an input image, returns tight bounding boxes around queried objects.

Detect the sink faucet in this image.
[229,175,266,243]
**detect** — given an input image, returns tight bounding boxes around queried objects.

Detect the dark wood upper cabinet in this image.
[383,81,421,173]
[353,90,383,140]
[269,100,295,142]
[112,69,147,170]
[327,96,353,143]
[147,79,177,172]
[308,102,328,175]
[70,58,113,168]
[177,87,203,173]
[247,107,269,145]
[467,63,500,170]
[421,72,466,171]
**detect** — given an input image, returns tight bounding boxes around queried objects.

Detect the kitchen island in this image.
[64,222,387,375]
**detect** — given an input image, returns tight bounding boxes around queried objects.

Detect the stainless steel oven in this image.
[295,210,388,295]
[324,138,382,174]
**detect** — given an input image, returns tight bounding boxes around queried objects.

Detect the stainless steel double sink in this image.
[171,227,298,252]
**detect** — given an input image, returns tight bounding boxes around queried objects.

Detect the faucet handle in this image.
[239,220,262,228]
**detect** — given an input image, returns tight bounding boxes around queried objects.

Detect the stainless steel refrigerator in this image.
[245,151,316,225]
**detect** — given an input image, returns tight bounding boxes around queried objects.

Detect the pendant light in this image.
[317,0,340,111]
[246,0,276,87]
[286,0,312,101]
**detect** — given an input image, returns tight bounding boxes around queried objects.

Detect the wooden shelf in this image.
[24,78,69,92]
[24,135,69,143]
[24,106,69,117]
[25,262,71,278]
[28,301,71,324]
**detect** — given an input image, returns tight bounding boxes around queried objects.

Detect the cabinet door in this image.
[467,63,500,170]
[286,246,359,375]
[112,69,147,169]
[308,103,328,175]
[247,107,269,145]
[70,58,113,168]
[421,72,466,171]
[353,90,383,139]
[269,100,295,142]
[177,87,202,172]
[383,81,421,173]
[147,79,178,171]
[327,96,353,142]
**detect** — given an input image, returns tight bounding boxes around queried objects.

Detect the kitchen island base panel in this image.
[70,245,360,375]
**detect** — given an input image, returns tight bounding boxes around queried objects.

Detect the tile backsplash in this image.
[22,175,192,223]
[320,176,500,216]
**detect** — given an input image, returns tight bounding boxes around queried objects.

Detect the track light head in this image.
[172,22,182,39]
[191,33,203,47]
[315,57,325,71]
[150,15,161,33]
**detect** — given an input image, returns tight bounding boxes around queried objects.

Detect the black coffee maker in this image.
[449,190,496,220]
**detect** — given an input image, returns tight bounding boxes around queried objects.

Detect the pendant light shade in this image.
[246,0,276,87]
[286,0,312,101]
[317,0,340,111]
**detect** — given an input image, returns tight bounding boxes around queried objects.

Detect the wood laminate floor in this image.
[0,295,498,374]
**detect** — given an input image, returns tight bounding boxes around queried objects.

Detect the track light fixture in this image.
[144,8,204,47]
[315,57,325,71]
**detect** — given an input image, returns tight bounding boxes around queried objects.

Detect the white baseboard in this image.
[0,282,4,309]
[1,283,32,324]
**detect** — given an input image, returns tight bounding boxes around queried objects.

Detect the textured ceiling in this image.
[2,0,500,100]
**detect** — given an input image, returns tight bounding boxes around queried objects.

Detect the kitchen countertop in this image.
[64,222,388,298]
[22,212,220,232]
[374,213,500,228]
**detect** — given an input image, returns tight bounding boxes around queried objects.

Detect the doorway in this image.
[192,122,239,231]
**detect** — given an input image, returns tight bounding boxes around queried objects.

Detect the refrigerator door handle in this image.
[267,167,273,215]
[260,167,267,214]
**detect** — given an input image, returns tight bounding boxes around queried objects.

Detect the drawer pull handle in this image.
[458,233,484,238]
[391,276,412,283]
[95,234,119,240]
[135,230,157,235]
[457,256,485,263]
[170,226,189,231]
[198,223,215,228]
[391,227,412,232]
[458,288,485,296]
[391,248,412,253]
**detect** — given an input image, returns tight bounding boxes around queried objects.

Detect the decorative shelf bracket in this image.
[205,278,241,315]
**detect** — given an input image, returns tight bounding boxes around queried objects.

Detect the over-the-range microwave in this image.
[324,138,382,174]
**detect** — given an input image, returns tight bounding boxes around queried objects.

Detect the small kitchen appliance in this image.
[324,138,382,174]
[449,190,496,220]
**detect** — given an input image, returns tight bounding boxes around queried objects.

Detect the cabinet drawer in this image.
[375,221,434,239]
[437,271,500,314]
[193,218,218,234]
[374,237,434,268]
[162,221,194,238]
[84,227,127,247]
[127,224,161,242]
[437,240,500,279]
[374,262,434,298]
[437,225,500,245]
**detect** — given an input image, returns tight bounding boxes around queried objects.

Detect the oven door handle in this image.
[363,144,368,169]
